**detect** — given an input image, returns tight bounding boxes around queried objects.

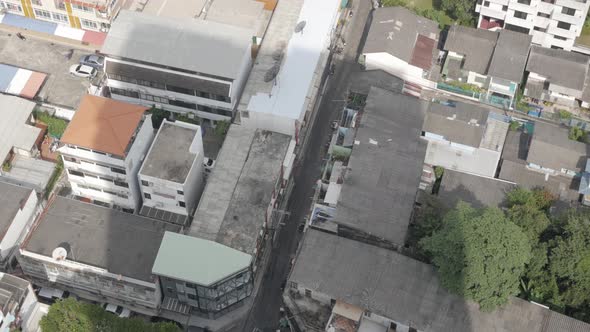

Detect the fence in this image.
[436,82,481,99]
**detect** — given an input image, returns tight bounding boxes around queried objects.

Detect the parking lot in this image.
[0,31,93,110]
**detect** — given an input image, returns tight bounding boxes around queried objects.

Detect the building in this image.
[442,26,532,107]
[287,228,590,332]
[437,169,516,209]
[524,45,590,107]
[0,0,121,31]
[152,232,252,318]
[0,182,37,270]
[18,197,181,315]
[361,7,439,88]
[475,0,590,51]
[58,95,154,213]
[101,10,254,125]
[138,120,205,225]
[0,272,40,332]
[421,102,509,178]
[0,95,55,193]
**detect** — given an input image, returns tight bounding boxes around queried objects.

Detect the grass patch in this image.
[382,0,459,28]
[44,157,63,199]
[33,110,68,138]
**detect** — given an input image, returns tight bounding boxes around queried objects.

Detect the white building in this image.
[101,10,254,126]
[475,0,590,51]
[0,181,37,270]
[138,120,205,225]
[58,95,154,213]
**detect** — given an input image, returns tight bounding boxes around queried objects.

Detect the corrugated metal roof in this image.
[409,34,436,71]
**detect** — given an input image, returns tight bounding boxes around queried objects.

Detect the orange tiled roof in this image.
[60,95,148,157]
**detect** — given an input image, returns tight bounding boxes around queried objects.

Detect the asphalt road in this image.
[240,1,373,331]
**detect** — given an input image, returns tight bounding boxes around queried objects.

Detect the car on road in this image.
[79,54,104,70]
[103,303,131,318]
[69,64,97,79]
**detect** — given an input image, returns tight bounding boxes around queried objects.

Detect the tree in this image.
[41,298,181,332]
[508,204,550,243]
[569,126,587,143]
[439,0,475,25]
[420,202,531,311]
[150,106,170,130]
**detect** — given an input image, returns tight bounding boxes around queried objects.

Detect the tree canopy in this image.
[439,0,476,25]
[420,202,531,311]
[40,298,181,332]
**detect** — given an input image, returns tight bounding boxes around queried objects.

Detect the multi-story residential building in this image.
[152,232,253,318]
[58,95,154,213]
[524,45,590,107]
[0,181,37,270]
[0,272,41,331]
[475,0,590,51]
[18,197,181,316]
[101,10,254,126]
[0,0,122,31]
[442,25,532,108]
[138,120,205,226]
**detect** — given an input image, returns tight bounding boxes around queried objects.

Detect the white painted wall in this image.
[0,190,37,266]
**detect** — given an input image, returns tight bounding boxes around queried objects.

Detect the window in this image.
[80,19,98,29]
[409,328,417,332]
[110,167,126,175]
[4,3,22,11]
[72,3,92,11]
[166,287,174,293]
[166,84,195,96]
[484,0,490,5]
[389,322,397,330]
[144,193,151,199]
[31,0,42,5]
[533,26,547,32]
[304,289,311,297]
[109,87,139,99]
[56,1,65,10]
[537,12,550,18]
[141,180,150,186]
[169,99,197,110]
[514,11,527,19]
[551,45,564,50]
[177,189,184,195]
[188,293,197,300]
[241,111,250,119]
[517,0,530,4]
[197,91,211,99]
[68,170,84,177]
[63,156,79,163]
[502,5,507,10]
[179,201,185,207]
[114,180,129,188]
[51,12,69,23]
[562,7,575,16]
[364,310,371,317]
[554,35,567,41]
[35,7,51,17]
[557,21,571,30]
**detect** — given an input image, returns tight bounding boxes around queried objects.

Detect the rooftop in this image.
[363,7,439,70]
[526,121,589,172]
[0,181,33,242]
[423,102,489,147]
[0,273,29,315]
[101,10,254,80]
[526,46,589,91]
[152,232,251,286]
[140,120,201,183]
[241,0,340,121]
[438,170,516,209]
[487,30,532,83]
[334,87,427,245]
[0,95,40,161]
[23,197,180,282]
[189,127,291,254]
[444,25,498,75]
[290,229,590,332]
[60,95,147,157]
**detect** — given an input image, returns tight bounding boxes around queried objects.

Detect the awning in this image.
[332,300,363,322]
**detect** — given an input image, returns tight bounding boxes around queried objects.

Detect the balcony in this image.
[555,0,588,11]
[552,11,585,25]
[480,6,508,20]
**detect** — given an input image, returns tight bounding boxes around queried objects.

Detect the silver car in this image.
[79,54,104,70]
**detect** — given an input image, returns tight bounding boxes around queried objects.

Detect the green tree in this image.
[569,126,587,142]
[420,202,531,311]
[506,187,554,211]
[508,204,550,243]
[41,298,181,332]
[439,0,475,25]
[150,106,170,129]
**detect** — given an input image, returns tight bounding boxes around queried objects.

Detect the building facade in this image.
[101,11,254,126]
[475,0,590,50]
[0,0,121,31]
[138,120,205,225]
[58,95,154,213]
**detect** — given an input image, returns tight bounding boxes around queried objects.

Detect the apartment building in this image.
[101,10,254,126]
[475,0,590,50]
[0,0,121,31]
[18,197,180,315]
[152,232,253,318]
[139,120,205,225]
[58,95,154,213]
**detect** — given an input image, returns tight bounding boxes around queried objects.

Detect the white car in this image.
[69,64,97,78]
[103,303,131,318]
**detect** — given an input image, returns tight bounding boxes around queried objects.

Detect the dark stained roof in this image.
[488,30,532,83]
[526,46,589,91]
[410,34,437,70]
[526,121,588,172]
[423,102,489,147]
[438,169,516,209]
[0,181,32,242]
[444,25,498,75]
[363,7,439,67]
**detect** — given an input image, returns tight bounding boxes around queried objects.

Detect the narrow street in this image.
[240,1,373,331]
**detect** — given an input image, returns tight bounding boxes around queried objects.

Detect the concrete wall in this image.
[0,190,37,268]
[241,111,297,137]
[125,116,155,212]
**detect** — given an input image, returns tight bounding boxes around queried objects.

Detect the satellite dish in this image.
[264,63,280,82]
[295,21,306,33]
[52,247,68,261]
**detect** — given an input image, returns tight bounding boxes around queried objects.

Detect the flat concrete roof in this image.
[190,126,290,254]
[152,232,251,286]
[102,10,254,80]
[141,120,200,183]
[0,181,32,242]
[23,197,180,282]
[0,33,90,109]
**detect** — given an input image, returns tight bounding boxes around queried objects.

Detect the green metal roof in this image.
[151,232,252,286]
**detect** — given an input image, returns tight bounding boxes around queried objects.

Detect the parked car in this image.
[79,54,104,70]
[103,303,131,318]
[37,286,69,304]
[69,64,97,78]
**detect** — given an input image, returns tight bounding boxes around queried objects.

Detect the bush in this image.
[569,126,587,142]
[33,110,68,138]
[558,110,573,120]
[509,121,521,131]
[44,157,63,199]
